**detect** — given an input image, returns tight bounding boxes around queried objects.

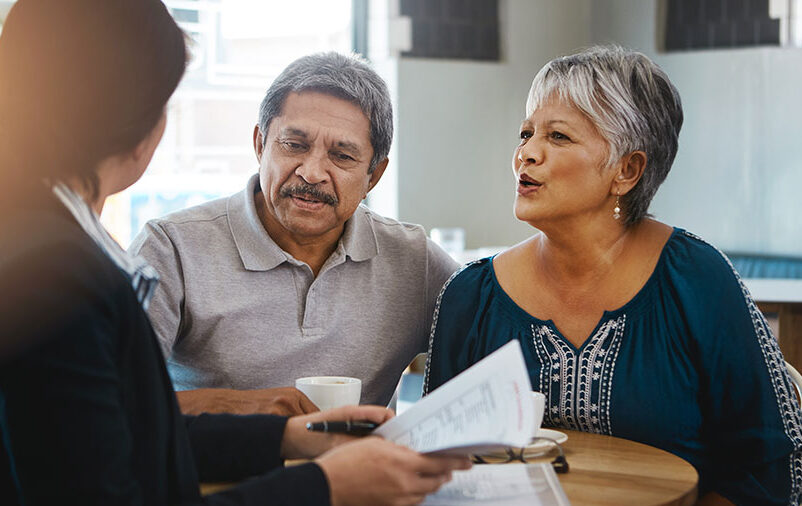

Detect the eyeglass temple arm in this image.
[551,454,569,473]
[532,436,570,474]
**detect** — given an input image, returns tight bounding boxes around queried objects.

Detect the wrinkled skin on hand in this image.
[176,386,319,416]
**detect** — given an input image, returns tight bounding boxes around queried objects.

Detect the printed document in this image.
[375,340,535,455]
[423,463,570,506]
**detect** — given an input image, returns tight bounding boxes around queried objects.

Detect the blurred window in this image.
[399,0,499,60]
[0,1,16,34]
[101,0,354,246]
[664,0,781,50]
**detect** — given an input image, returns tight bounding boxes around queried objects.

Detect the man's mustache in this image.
[280,183,338,206]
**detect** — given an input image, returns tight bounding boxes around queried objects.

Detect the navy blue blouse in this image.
[425,228,802,505]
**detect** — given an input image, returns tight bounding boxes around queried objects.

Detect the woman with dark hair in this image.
[0,1,468,504]
[425,46,802,505]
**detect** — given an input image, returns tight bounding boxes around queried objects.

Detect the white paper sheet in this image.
[374,340,534,455]
[423,463,571,506]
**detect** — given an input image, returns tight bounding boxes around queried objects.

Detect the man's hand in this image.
[317,437,472,506]
[176,387,319,416]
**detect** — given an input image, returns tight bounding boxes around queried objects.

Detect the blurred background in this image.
[1,0,799,257]
[3,0,801,408]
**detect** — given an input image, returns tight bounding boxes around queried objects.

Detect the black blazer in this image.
[0,188,329,505]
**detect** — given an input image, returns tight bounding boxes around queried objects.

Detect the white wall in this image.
[394,0,802,255]
[590,0,802,256]
[394,0,593,249]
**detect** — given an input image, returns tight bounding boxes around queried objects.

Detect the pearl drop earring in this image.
[613,193,621,220]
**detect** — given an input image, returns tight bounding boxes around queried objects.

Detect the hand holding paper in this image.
[375,340,535,456]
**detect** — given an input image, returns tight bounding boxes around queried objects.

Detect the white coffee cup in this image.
[295,376,362,411]
[532,392,546,436]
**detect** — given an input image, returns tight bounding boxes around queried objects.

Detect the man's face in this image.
[254,91,386,244]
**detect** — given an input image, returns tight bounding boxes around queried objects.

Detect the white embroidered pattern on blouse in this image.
[531,315,626,435]
[683,230,802,504]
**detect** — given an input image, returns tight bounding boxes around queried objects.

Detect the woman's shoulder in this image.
[429,257,501,322]
[0,209,134,363]
[440,257,496,299]
[5,217,102,267]
[656,228,751,314]
[1,197,128,300]
[663,229,743,285]
[3,189,88,250]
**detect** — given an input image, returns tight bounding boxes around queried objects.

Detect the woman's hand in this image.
[316,437,472,506]
[280,404,394,459]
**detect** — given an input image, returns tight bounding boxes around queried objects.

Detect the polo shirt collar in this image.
[340,204,379,262]
[227,174,379,271]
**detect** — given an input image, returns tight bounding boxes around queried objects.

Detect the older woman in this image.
[0,1,468,504]
[425,46,802,505]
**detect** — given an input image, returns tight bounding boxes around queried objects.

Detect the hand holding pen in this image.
[306,420,379,436]
[281,405,394,460]
[284,405,472,506]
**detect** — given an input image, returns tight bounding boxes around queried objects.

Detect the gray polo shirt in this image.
[129,174,459,405]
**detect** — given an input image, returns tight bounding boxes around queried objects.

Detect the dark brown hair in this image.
[0,0,187,199]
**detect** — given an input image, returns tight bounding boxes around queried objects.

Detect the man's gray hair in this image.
[258,52,393,173]
[526,45,683,226]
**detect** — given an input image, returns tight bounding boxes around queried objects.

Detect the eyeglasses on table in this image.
[470,436,570,474]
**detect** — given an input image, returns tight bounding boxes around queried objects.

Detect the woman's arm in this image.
[1,239,333,506]
[0,243,147,504]
[423,262,485,395]
[682,240,802,504]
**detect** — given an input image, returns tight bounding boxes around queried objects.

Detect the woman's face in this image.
[512,97,617,228]
[103,111,168,201]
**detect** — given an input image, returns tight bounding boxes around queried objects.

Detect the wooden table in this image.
[523,429,698,506]
[202,429,698,505]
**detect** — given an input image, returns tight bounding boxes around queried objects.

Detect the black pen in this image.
[305,420,379,436]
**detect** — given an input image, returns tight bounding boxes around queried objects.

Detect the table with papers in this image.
[202,343,698,504]
[201,428,698,505]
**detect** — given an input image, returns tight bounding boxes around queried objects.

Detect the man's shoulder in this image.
[357,205,427,243]
[357,206,450,267]
[149,194,231,230]
[129,193,237,256]
[356,207,460,273]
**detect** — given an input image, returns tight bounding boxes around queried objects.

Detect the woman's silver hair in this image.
[258,52,393,173]
[526,45,683,226]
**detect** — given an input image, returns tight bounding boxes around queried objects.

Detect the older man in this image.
[130,53,458,415]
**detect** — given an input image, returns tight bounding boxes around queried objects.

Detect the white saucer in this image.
[480,428,568,459]
[530,428,568,449]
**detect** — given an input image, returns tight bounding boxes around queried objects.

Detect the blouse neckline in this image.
[486,227,681,352]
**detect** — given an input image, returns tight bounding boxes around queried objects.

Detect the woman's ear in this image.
[614,150,646,195]
[131,112,167,164]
